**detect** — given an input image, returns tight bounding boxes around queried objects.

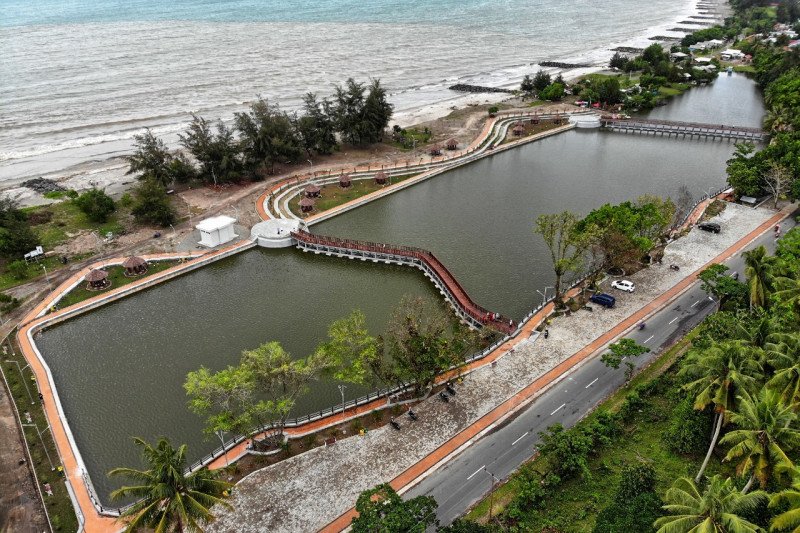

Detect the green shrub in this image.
[488,106,499,116]
[118,192,133,208]
[662,396,713,455]
[619,390,645,420]
[7,260,29,280]
[73,188,116,223]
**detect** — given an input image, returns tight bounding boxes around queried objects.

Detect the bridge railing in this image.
[601,117,765,135]
[291,230,515,333]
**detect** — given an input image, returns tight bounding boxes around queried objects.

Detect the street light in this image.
[535,286,554,307]
[41,264,52,293]
[338,384,347,416]
[22,422,54,470]
[5,359,35,404]
[484,467,499,522]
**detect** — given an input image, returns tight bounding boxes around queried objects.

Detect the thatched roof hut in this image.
[339,174,352,188]
[429,145,442,156]
[299,197,315,213]
[375,171,388,185]
[445,138,458,150]
[512,123,525,136]
[304,184,321,198]
[85,268,109,290]
[122,256,148,276]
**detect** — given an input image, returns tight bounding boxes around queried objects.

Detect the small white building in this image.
[720,49,745,60]
[196,215,237,248]
[670,51,689,61]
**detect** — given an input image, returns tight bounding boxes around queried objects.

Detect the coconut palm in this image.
[764,105,794,134]
[769,366,800,408]
[742,246,777,310]
[770,468,800,532]
[654,475,768,533]
[720,388,800,493]
[775,276,800,310]
[109,437,232,533]
[680,341,763,482]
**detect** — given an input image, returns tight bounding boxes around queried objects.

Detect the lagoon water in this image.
[0,0,702,185]
[34,72,764,503]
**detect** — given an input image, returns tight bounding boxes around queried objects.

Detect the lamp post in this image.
[484,467,499,522]
[5,359,35,404]
[41,264,52,293]
[338,384,347,416]
[707,186,716,199]
[535,286,554,307]
[23,423,54,470]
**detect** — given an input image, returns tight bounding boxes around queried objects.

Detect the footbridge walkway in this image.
[291,230,516,334]
[600,116,767,141]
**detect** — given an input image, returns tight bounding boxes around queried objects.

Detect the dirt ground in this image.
[0,378,48,533]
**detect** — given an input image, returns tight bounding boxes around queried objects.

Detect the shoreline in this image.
[1,0,721,206]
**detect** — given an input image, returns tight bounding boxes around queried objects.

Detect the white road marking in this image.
[551,403,566,416]
[708,296,714,301]
[669,316,679,325]
[467,465,485,480]
[691,300,700,308]
[644,335,654,343]
[512,432,529,446]
[585,378,599,389]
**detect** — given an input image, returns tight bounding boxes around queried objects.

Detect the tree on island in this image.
[108,436,231,533]
[351,483,439,533]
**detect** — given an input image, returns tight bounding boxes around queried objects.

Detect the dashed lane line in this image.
[550,403,566,416]
[467,465,485,481]
[511,432,529,446]
[668,316,679,325]
[585,378,599,389]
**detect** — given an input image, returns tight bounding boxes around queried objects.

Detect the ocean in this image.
[0,0,707,190]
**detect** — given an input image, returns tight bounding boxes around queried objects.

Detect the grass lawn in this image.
[501,121,564,145]
[53,260,180,311]
[3,334,78,532]
[733,64,757,74]
[287,174,418,218]
[465,329,734,531]
[24,201,127,250]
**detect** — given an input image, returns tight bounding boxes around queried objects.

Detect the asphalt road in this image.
[406,212,797,526]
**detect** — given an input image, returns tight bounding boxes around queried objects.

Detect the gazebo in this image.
[339,174,352,188]
[512,123,525,136]
[304,184,321,198]
[85,269,109,290]
[429,145,442,156]
[375,171,388,185]
[122,256,148,277]
[299,197,315,213]
[445,138,458,150]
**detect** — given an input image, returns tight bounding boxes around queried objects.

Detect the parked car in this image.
[589,293,616,308]
[698,222,721,233]
[611,279,635,292]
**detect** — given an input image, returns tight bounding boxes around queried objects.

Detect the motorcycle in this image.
[407,410,418,421]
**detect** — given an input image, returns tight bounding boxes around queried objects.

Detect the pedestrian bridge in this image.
[600,117,767,142]
[291,230,516,334]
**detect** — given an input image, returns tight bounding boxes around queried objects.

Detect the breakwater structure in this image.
[448,84,514,94]
[290,229,516,334]
[600,116,767,142]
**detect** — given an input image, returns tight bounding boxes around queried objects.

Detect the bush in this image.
[488,106,499,116]
[7,260,29,280]
[74,188,115,223]
[592,463,663,533]
[118,192,133,208]
[539,423,593,479]
[131,179,175,227]
[0,292,21,313]
[539,83,565,101]
[619,390,645,420]
[662,396,713,455]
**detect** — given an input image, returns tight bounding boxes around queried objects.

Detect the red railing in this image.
[291,230,516,334]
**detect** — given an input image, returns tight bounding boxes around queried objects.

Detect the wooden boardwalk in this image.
[291,230,516,334]
[600,117,767,141]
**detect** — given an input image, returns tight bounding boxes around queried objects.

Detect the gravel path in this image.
[208,203,775,533]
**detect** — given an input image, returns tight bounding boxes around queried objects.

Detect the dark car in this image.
[589,293,616,308]
[698,222,721,233]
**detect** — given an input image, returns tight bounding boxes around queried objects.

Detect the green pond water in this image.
[35,73,764,503]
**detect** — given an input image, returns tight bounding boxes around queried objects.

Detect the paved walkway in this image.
[204,203,787,533]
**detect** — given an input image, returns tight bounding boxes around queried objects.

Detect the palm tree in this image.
[742,245,777,310]
[770,468,800,532]
[775,276,800,310]
[109,437,232,533]
[654,475,767,533]
[719,388,800,493]
[680,341,763,482]
[763,105,793,134]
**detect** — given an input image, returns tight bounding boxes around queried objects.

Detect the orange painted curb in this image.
[320,206,791,532]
